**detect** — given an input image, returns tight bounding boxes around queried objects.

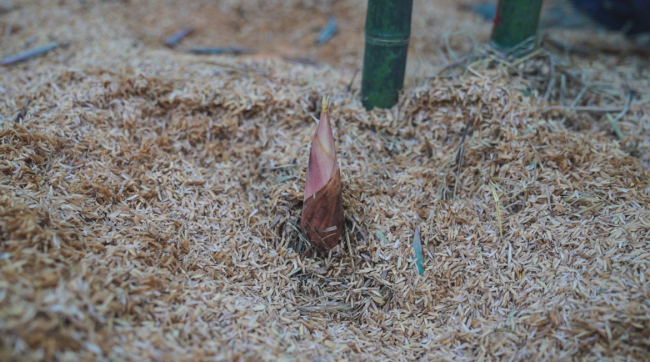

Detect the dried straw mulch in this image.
[1,0,649,361]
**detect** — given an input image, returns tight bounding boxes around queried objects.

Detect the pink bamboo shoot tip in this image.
[301,97,344,250]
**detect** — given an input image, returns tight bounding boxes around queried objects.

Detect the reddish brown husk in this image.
[300,98,344,250]
[301,169,344,249]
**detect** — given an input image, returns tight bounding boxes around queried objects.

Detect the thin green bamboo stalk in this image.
[360,0,413,110]
[490,0,544,54]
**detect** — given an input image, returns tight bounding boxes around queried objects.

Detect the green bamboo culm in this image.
[360,0,413,110]
[490,0,544,55]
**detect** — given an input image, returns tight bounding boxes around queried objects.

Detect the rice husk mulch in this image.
[1,0,649,361]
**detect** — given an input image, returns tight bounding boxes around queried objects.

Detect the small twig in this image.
[606,114,625,140]
[545,106,625,114]
[511,47,544,66]
[437,161,452,202]
[188,47,253,55]
[483,50,522,77]
[575,202,605,215]
[436,58,469,76]
[345,230,354,269]
[164,27,194,47]
[606,92,632,140]
[282,55,318,66]
[497,35,537,58]
[303,221,339,251]
[312,274,350,289]
[443,30,476,63]
[286,221,312,250]
[315,16,338,45]
[464,65,486,79]
[522,119,546,136]
[1,42,59,65]
[453,118,473,201]
[263,163,295,170]
[560,73,566,106]
[346,69,359,92]
[542,56,556,102]
[435,47,450,66]
[489,181,503,239]
[273,175,298,183]
[570,84,596,109]
[436,30,477,76]
[297,303,351,313]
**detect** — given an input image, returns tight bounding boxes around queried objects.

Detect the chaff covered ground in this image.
[1,0,649,361]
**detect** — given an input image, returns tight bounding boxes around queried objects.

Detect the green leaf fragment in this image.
[412,226,424,275]
[376,230,389,245]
